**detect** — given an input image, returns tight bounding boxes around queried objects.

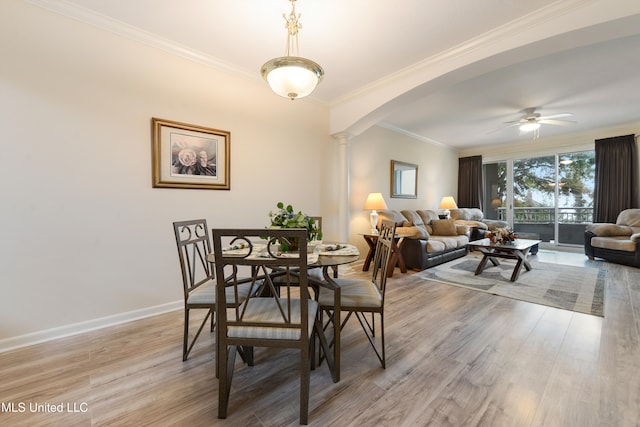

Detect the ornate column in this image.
[332,132,352,243]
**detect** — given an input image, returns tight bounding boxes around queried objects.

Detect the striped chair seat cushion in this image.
[317,278,382,309]
[187,281,252,305]
[228,298,318,340]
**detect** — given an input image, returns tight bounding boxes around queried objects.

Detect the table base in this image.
[475,246,534,282]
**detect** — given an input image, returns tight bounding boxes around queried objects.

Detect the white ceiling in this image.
[34,0,640,149]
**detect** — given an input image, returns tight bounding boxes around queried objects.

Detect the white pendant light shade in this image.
[261,0,323,100]
[261,56,324,100]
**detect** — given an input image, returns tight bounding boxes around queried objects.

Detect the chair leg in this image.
[380,313,386,369]
[310,330,316,371]
[371,312,376,337]
[358,311,375,336]
[314,320,337,383]
[355,311,385,368]
[184,307,213,361]
[237,346,254,366]
[218,345,237,419]
[300,343,310,425]
[183,308,190,361]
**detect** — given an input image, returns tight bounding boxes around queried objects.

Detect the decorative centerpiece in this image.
[486,227,517,244]
[268,202,322,251]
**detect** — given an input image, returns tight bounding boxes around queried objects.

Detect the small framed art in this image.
[152,118,230,190]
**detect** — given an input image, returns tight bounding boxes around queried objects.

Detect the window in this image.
[483,150,595,246]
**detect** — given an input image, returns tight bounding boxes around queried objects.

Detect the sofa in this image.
[449,208,509,241]
[377,209,469,270]
[584,208,640,267]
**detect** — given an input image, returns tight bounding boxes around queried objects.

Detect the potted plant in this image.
[268,202,322,251]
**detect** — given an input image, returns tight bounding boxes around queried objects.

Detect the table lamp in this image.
[439,196,457,219]
[363,192,388,233]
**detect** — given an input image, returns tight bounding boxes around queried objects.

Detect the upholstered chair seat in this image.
[585,208,640,267]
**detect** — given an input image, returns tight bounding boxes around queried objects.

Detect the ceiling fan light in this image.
[519,122,541,132]
[261,56,323,100]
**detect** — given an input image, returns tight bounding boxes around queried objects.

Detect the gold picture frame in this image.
[152,118,230,190]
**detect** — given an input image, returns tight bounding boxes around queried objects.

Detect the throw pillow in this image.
[401,210,425,227]
[430,219,457,236]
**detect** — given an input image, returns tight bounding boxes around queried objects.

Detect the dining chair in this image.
[173,219,252,361]
[317,219,396,370]
[211,227,336,425]
[308,216,325,281]
[307,216,344,280]
[310,216,322,239]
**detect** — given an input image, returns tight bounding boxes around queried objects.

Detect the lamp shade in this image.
[363,192,388,211]
[439,196,458,210]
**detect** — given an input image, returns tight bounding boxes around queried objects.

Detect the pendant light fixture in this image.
[260,0,324,100]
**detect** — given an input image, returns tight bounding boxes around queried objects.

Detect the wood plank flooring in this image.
[1,251,639,426]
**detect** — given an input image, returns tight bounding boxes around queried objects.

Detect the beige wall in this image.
[0,1,337,347]
[348,126,459,255]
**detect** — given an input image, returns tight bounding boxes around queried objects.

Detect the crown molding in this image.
[377,122,449,149]
[25,0,258,82]
[332,0,588,107]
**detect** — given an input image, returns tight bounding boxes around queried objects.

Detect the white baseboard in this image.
[0,300,183,353]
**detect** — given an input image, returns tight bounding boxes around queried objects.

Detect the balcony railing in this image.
[494,206,593,245]
[496,207,593,224]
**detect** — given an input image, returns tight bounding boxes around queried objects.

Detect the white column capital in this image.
[331,132,353,144]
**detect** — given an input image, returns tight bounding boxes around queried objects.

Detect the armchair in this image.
[584,208,640,267]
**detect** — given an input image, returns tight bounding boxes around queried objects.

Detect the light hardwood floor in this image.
[2,251,639,426]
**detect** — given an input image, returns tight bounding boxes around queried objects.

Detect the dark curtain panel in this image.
[457,155,483,208]
[593,134,638,223]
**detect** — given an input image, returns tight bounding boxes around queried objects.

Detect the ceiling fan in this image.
[492,108,576,138]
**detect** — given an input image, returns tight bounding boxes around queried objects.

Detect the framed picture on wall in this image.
[152,118,230,190]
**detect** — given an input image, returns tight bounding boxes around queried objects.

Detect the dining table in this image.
[207,241,360,382]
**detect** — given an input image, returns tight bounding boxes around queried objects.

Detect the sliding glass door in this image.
[483,150,594,247]
[556,152,595,245]
[513,155,556,242]
[482,162,506,221]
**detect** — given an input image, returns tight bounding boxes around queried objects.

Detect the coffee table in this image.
[467,238,541,282]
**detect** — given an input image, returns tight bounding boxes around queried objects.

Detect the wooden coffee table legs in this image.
[475,247,533,281]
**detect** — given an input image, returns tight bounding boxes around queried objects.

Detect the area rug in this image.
[417,255,605,317]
